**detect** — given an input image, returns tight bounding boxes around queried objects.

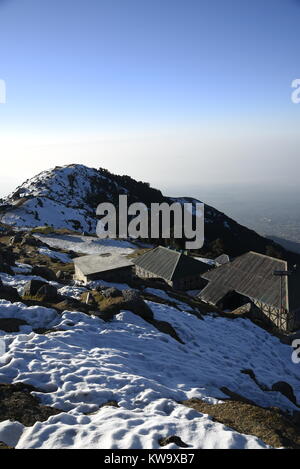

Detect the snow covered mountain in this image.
[0,167,299,449]
[0,163,298,261]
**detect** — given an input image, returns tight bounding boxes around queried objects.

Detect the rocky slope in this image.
[0,224,299,449]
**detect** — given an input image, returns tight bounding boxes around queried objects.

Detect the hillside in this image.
[0,212,299,448]
[0,230,299,449]
[0,164,298,264]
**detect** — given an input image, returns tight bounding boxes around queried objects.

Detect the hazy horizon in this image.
[1,0,300,195]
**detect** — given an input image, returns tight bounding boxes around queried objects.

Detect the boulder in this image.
[102,287,122,298]
[0,284,21,303]
[159,436,189,448]
[20,234,45,247]
[9,233,23,246]
[36,284,58,302]
[0,318,28,332]
[122,289,153,321]
[122,289,141,302]
[31,266,57,282]
[0,263,14,276]
[22,279,48,297]
[0,247,16,266]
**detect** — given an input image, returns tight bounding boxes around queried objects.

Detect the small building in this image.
[133,246,210,290]
[198,251,300,332]
[74,253,133,285]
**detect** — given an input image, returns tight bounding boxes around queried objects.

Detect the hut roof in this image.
[133,246,210,281]
[200,251,289,310]
[74,253,132,276]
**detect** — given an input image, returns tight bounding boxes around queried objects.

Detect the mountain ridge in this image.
[0,163,298,264]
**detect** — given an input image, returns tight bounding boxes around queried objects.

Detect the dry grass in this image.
[181,398,300,449]
[0,383,62,427]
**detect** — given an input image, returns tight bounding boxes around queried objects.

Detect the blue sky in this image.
[0,0,300,195]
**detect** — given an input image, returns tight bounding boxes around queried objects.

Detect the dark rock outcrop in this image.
[31,266,57,282]
[102,287,122,298]
[159,435,189,448]
[0,283,21,303]
[35,284,59,302]
[22,279,48,297]
[0,318,28,332]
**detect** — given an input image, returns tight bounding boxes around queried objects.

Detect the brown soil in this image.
[0,382,63,427]
[181,398,300,449]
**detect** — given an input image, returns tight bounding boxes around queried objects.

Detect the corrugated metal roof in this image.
[133,246,210,281]
[74,253,132,276]
[199,251,288,310]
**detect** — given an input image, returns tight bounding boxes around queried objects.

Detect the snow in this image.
[0,272,48,294]
[1,197,96,233]
[0,300,298,449]
[0,300,59,331]
[0,272,60,294]
[13,400,268,450]
[35,233,136,256]
[187,289,201,297]
[144,288,194,311]
[12,263,32,274]
[58,285,88,300]
[1,165,130,233]
[38,247,71,264]
[193,257,216,266]
[0,421,24,447]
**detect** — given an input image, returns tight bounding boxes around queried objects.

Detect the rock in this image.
[0,285,21,303]
[122,289,141,302]
[9,233,23,245]
[151,319,184,344]
[122,290,153,321]
[20,234,45,247]
[36,284,58,302]
[22,279,48,297]
[99,400,119,408]
[31,266,57,282]
[0,263,14,276]
[93,310,116,322]
[159,436,189,448]
[0,246,16,266]
[102,287,122,298]
[0,318,28,332]
[56,270,64,281]
[271,381,298,406]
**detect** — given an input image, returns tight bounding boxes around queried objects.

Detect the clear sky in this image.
[0,0,300,197]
